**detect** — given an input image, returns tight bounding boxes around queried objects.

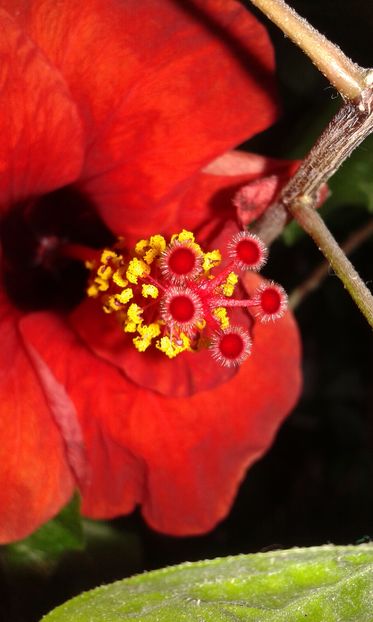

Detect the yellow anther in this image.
[156,333,191,359]
[143,249,158,265]
[133,336,150,352]
[94,276,110,292]
[127,303,143,325]
[172,230,195,244]
[100,249,118,265]
[112,269,128,288]
[195,318,206,331]
[139,322,161,338]
[87,284,99,298]
[124,320,137,333]
[192,242,203,256]
[85,260,96,270]
[203,250,221,272]
[213,307,230,329]
[222,271,238,297]
[102,295,121,314]
[126,258,151,284]
[133,322,161,352]
[143,235,166,265]
[142,284,159,299]
[135,238,149,255]
[117,288,133,304]
[149,234,166,251]
[97,265,113,279]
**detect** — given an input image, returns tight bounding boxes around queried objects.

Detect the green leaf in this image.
[42,545,373,621]
[3,495,84,570]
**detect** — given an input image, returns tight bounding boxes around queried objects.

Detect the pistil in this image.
[86,230,287,367]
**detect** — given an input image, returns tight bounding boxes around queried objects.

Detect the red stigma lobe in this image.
[219,332,244,359]
[236,239,260,265]
[168,247,196,275]
[260,287,282,314]
[169,295,195,322]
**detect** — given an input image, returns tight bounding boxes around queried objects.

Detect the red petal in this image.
[21,313,147,520]
[69,298,238,398]
[0,293,74,543]
[22,302,301,535]
[128,150,296,246]
[0,8,83,209]
[6,0,278,234]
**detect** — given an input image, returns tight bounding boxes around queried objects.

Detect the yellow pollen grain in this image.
[143,235,167,265]
[97,265,113,279]
[139,322,161,339]
[135,238,149,255]
[156,333,191,359]
[173,230,195,243]
[102,294,131,314]
[213,307,230,329]
[149,234,166,251]
[116,288,133,304]
[87,284,99,298]
[203,250,221,272]
[133,336,150,352]
[100,249,118,265]
[112,269,128,288]
[191,242,203,256]
[142,284,159,299]
[126,258,150,284]
[132,322,161,352]
[124,320,137,333]
[222,271,238,297]
[143,249,158,265]
[102,295,120,314]
[127,303,143,325]
[94,276,110,292]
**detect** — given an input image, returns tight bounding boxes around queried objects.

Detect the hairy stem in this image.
[290,207,373,325]
[248,0,367,99]
[289,219,373,309]
[253,85,373,244]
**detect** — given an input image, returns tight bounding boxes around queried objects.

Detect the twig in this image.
[248,0,373,328]
[253,89,373,247]
[289,219,373,310]
[248,0,367,100]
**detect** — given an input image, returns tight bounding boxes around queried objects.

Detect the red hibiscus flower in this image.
[0,0,301,542]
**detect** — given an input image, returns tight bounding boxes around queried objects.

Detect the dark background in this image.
[1,1,372,620]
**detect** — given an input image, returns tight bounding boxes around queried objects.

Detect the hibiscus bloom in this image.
[0,0,301,542]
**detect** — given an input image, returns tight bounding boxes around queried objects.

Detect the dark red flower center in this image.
[168,247,196,275]
[0,186,113,311]
[169,295,195,322]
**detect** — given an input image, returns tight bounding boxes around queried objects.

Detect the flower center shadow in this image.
[0,186,114,311]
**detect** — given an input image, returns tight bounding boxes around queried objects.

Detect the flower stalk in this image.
[289,219,373,309]
[248,0,367,100]
[249,0,373,328]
